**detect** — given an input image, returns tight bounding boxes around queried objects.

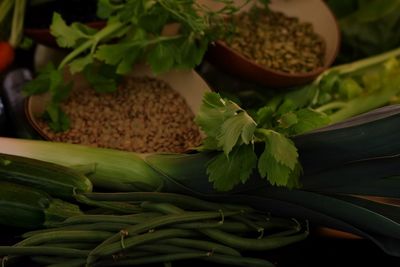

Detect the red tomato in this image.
[0,42,15,72]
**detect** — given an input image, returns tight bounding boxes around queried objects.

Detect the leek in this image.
[0,137,165,192]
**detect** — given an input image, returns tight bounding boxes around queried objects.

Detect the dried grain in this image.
[38,76,202,153]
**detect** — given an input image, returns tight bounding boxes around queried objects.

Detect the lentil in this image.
[227,8,326,73]
[37,76,202,153]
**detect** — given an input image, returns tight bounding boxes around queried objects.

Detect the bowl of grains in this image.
[26,65,211,153]
[203,0,340,88]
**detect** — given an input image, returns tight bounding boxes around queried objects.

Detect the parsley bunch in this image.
[24,0,257,131]
[195,92,303,191]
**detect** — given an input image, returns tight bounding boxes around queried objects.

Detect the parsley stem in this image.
[58,21,128,70]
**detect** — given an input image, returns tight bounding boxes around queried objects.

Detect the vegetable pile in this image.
[0,154,308,267]
[22,0,262,132]
[2,0,400,265]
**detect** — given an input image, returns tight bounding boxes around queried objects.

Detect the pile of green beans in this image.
[0,192,309,267]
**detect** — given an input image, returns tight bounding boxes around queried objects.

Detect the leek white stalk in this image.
[0,137,166,191]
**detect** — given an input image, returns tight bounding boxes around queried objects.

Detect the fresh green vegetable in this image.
[0,182,83,229]
[21,0,257,132]
[326,0,400,63]
[0,138,166,192]
[0,190,302,267]
[195,92,301,190]
[0,153,93,200]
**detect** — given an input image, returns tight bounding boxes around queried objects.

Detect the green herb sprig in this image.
[195,92,302,191]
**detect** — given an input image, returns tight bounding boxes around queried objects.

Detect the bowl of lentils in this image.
[204,0,340,88]
[26,64,211,153]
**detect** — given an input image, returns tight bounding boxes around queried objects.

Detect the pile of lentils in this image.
[38,76,203,153]
[227,8,326,73]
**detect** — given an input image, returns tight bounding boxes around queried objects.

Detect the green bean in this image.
[173,221,232,230]
[23,223,131,238]
[46,258,86,267]
[267,228,302,238]
[136,243,199,254]
[158,238,241,256]
[231,215,264,234]
[89,211,237,258]
[53,213,158,226]
[75,194,142,214]
[93,252,207,266]
[82,192,254,212]
[204,254,275,267]
[141,202,184,215]
[89,229,196,262]
[0,246,89,257]
[200,228,309,251]
[31,256,85,266]
[39,242,97,250]
[174,218,294,233]
[15,231,113,247]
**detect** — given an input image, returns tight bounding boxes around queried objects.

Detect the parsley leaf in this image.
[50,13,85,48]
[83,64,121,93]
[207,145,257,191]
[69,54,94,74]
[22,63,56,96]
[259,129,298,170]
[288,108,331,135]
[258,147,292,186]
[147,41,176,74]
[195,92,228,141]
[196,92,256,154]
[218,109,256,155]
[256,129,300,187]
[44,103,70,132]
[278,112,298,129]
[197,92,301,191]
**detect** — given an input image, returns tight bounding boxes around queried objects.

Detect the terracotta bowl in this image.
[203,0,341,88]
[25,64,211,141]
